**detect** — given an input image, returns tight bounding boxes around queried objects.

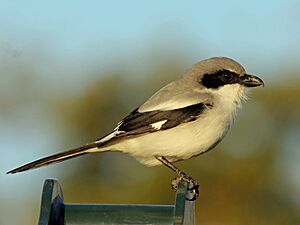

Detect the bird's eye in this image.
[221,72,234,82]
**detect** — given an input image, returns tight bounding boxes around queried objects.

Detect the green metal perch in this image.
[37,179,196,225]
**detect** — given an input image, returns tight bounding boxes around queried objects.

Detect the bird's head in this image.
[184,57,264,89]
[183,57,264,105]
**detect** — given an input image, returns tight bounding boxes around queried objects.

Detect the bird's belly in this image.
[107,112,231,166]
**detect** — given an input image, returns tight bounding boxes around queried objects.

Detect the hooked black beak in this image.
[240,74,264,87]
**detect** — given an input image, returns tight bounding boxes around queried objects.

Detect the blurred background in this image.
[1,1,300,224]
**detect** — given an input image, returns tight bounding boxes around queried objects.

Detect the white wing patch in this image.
[95,119,168,144]
[150,120,167,130]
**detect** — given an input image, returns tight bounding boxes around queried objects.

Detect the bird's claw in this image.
[171,174,199,201]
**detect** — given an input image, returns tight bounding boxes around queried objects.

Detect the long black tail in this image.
[7,142,101,174]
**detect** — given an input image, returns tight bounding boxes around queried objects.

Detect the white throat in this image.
[206,84,247,128]
[207,84,246,107]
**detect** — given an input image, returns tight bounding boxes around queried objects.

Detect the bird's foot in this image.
[171,173,199,201]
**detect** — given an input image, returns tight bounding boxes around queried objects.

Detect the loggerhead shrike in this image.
[8,57,264,200]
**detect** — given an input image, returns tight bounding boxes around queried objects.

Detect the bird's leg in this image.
[155,156,199,201]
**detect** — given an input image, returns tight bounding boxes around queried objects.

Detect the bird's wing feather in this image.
[113,102,212,137]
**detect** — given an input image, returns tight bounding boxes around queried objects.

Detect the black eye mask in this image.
[201,70,240,89]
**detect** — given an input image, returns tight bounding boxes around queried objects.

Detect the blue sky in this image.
[0,0,300,78]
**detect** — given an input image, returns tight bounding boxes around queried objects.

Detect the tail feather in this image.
[7,142,100,174]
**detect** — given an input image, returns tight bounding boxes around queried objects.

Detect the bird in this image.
[7,57,264,200]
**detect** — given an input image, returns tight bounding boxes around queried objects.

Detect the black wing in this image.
[116,102,212,136]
